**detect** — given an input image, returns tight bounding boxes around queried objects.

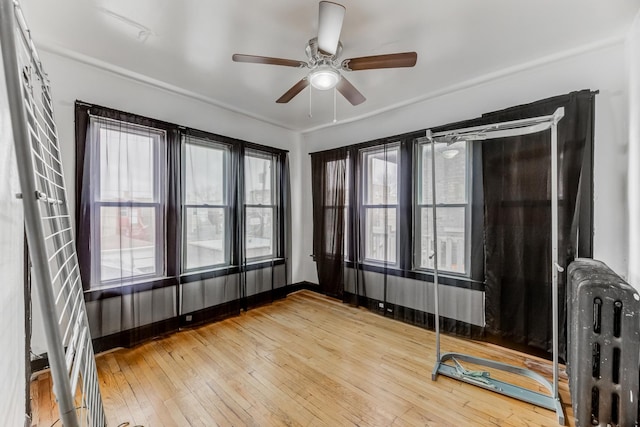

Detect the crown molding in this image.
[34,33,626,136]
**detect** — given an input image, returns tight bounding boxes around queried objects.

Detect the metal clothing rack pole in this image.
[428,107,566,425]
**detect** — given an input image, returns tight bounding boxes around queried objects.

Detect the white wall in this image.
[0,40,26,427]
[301,40,630,284]
[627,11,640,289]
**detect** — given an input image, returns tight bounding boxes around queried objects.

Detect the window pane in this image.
[245,154,273,204]
[184,207,226,270]
[99,127,158,202]
[100,206,157,281]
[364,148,398,205]
[420,141,467,204]
[246,207,273,258]
[365,207,396,263]
[420,207,466,273]
[184,142,226,205]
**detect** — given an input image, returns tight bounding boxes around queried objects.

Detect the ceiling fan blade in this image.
[336,76,365,106]
[341,52,418,71]
[232,54,306,68]
[317,1,345,55]
[276,78,310,103]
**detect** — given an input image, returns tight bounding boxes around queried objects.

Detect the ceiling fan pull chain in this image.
[333,87,337,123]
[309,86,312,118]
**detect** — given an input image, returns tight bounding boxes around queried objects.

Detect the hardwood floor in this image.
[31,290,575,426]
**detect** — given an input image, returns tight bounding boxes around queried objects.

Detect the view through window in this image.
[416,140,468,274]
[92,118,165,285]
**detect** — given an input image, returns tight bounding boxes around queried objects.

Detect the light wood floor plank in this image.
[31,290,575,426]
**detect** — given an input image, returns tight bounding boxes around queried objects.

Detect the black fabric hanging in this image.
[481,90,595,358]
[311,148,348,297]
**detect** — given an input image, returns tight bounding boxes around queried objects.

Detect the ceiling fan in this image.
[232,1,417,106]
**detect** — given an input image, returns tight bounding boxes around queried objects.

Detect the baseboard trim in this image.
[94,317,180,354]
[180,299,242,327]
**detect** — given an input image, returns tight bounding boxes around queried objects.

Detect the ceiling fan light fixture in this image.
[309,65,340,90]
[441,148,460,159]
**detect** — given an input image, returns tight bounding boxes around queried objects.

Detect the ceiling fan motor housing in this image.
[306,37,342,67]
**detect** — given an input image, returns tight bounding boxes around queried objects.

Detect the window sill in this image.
[83,259,287,299]
[181,258,285,284]
[344,261,485,291]
[84,276,177,302]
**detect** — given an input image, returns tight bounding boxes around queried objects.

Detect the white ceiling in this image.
[20,0,640,132]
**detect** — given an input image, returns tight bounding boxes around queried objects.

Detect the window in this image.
[245,150,278,260]
[182,137,230,271]
[361,145,399,264]
[89,117,166,286]
[416,140,469,274]
[78,104,289,292]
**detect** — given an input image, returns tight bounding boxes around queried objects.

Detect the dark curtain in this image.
[166,128,182,290]
[482,90,595,357]
[311,148,348,297]
[75,104,91,290]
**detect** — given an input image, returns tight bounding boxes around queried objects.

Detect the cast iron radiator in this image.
[567,258,640,427]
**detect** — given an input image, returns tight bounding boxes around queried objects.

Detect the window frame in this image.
[244,149,279,262]
[181,136,232,272]
[89,117,167,288]
[414,139,472,276]
[359,143,401,266]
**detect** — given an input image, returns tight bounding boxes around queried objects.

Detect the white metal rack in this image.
[428,107,566,425]
[0,1,106,425]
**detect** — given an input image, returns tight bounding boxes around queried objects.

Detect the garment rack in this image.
[428,107,566,426]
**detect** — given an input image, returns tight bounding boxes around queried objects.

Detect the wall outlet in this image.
[378,302,384,309]
[185,315,192,322]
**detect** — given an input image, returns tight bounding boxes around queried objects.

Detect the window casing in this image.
[415,140,470,275]
[89,117,166,287]
[182,137,231,271]
[245,150,279,261]
[360,144,400,265]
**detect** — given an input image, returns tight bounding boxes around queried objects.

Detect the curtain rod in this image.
[76,100,288,155]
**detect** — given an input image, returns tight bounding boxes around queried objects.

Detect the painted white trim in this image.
[35,34,625,135]
[302,34,627,134]
[626,8,640,287]
[35,41,297,132]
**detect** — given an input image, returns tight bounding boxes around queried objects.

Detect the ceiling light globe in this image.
[441,149,460,159]
[309,66,340,90]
